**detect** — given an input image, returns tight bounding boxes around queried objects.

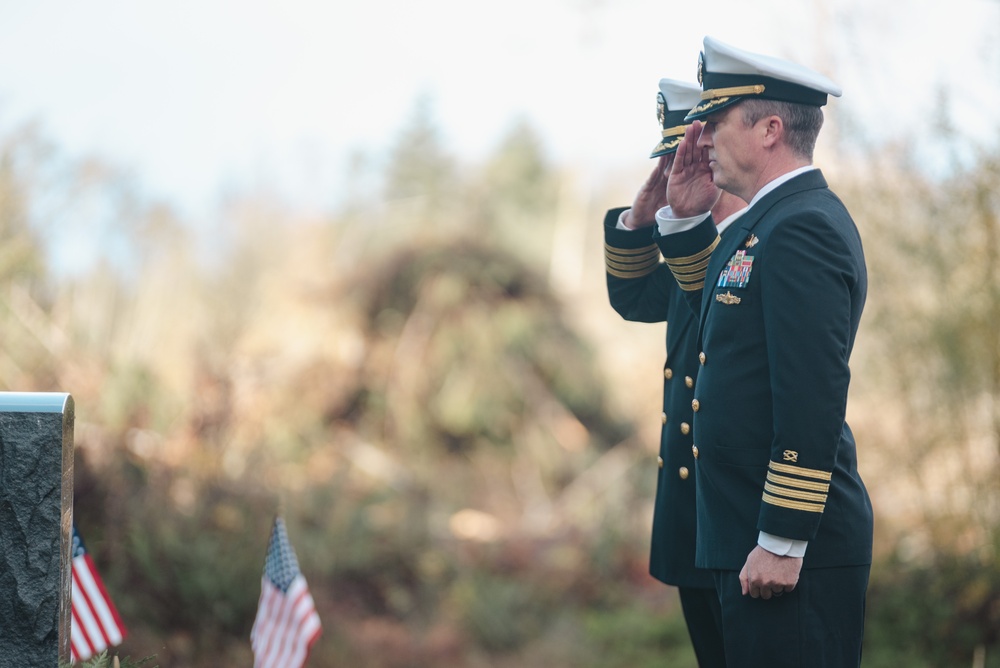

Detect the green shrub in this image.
[864,550,1000,667]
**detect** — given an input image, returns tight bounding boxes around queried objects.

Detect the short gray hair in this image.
[738,99,824,160]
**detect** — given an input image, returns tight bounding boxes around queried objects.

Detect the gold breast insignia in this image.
[716,291,741,305]
[745,234,759,248]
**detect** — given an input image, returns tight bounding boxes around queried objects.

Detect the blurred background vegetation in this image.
[2,99,999,667]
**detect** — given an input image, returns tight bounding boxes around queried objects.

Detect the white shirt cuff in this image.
[758,531,808,558]
[654,206,711,236]
[616,210,631,230]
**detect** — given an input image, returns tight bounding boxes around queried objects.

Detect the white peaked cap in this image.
[687,36,842,120]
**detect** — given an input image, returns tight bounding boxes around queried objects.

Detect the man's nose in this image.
[696,123,711,148]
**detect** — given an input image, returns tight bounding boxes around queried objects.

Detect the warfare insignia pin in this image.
[717,250,754,289]
[744,234,759,248]
[716,291,741,305]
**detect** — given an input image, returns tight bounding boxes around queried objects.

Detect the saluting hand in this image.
[739,545,802,600]
[621,154,673,229]
[667,121,720,218]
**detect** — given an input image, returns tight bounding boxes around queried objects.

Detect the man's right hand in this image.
[667,121,720,218]
[622,154,673,229]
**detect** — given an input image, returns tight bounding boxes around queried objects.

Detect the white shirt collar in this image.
[746,165,817,210]
[716,206,748,236]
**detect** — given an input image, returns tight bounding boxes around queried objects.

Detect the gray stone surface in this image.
[0,393,74,666]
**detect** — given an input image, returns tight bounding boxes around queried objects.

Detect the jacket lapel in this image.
[697,170,830,341]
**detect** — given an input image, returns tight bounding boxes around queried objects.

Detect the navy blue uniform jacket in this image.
[604,207,736,587]
[655,170,874,571]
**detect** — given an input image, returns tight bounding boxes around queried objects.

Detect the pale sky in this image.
[0,0,998,224]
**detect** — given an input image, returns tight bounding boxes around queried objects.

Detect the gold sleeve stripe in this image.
[605,250,659,265]
[663,236,720,266]
[663,237,720,291]
[605,242,660,258]
[606,263,661,279]
[769,461,833,481]
[762,492,825,513]
[606,257,659,273]
[672,273,709,286]
[764,482,828,504]
[605,244,660,278]
[766,472,830,493]
[667,257,711,275]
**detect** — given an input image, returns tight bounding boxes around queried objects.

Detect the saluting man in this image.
[655,37,873,667]
[604,78,745,667]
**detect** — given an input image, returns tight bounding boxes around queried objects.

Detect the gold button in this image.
[661,412,667,424]
[664,368,673,379]
[680,422,690,435]
[685,376,694,388]
[692,445,699,459]
[699,352,706,365]
[679,466,689,480]
[692,399,701,412]
[658,456,664,469]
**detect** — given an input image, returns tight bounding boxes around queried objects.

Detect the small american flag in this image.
[251,516,322,668]
[70,524,127,663]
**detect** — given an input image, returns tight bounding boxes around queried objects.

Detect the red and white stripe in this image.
[70,552,127,663]
[250,575,322,668]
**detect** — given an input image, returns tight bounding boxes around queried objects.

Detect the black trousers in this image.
[678,585,727,668]
[712,564,870,668]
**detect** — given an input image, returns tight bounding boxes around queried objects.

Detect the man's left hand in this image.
[739,545,802,599]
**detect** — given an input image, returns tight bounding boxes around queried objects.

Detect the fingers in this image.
[741,561,793,600]
[680,122,702,169]
[661,154,675,180]
[675,125,695,169]
[658,154,672,177]
[748,583,785,599]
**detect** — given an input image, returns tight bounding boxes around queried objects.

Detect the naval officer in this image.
[655,37,873,667]
[604,78,745,666]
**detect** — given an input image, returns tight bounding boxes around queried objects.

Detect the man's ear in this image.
[761,115,783,148]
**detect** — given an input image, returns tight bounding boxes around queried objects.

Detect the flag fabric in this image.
[70,524,127,663]
[251,516,322,668]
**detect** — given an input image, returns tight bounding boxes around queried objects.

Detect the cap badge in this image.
[697,52,704,85]
[656,91,666,127]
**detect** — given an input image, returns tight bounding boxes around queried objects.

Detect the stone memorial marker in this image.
[0,392,74,666]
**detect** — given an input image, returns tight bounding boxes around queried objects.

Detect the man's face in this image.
[696,104,757,200]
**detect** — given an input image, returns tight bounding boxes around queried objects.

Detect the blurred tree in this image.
[0,123,48,283]
[382,94,458,223]
[481,119,557,218]
[473,119,560,268]
[842,135,1000,559]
